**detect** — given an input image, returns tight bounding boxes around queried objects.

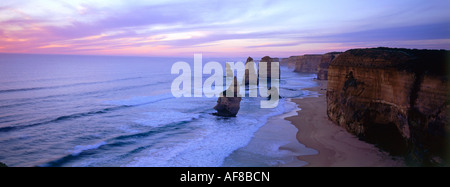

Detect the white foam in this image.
[104,94,173,106]
[221,98,318,167]
[124,127,211,167]
[124,67,319,167]
[125,107,282,167]
[69,141,107,156]
[280,98,301,118]
[116,125,140,134]
[134,111,200,127]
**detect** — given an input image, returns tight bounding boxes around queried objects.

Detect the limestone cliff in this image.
[294,54,322,73]
[317,52,341,80]
[326,47,449,165]
[287,56,298,69]
[280,58,289,67]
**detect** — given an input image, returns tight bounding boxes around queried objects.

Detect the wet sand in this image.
[285,80,404,167]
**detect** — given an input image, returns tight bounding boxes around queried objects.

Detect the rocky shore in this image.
[216,47,448,166]
[279,47,449,166]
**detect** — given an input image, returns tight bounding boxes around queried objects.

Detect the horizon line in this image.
[1,46,448,60]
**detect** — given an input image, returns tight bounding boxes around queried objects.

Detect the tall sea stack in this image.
[258,56,281,83]
[213,76,242,117]
[244,57,257,86]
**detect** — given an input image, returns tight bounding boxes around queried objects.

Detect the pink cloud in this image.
[0,0,449,57]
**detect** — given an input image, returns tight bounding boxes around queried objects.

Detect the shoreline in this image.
[221,98,318,167]
[284,79,404,167]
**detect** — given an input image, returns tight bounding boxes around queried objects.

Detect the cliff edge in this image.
[294,54,323,73]
[326,47,449,166]
[317,52,341,80]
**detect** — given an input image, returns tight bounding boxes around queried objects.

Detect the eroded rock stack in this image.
[244,57,257,86]
[258,56,280,80]
[213,76,242,117]
[326,47,449,165]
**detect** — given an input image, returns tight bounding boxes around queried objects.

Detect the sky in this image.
[0,0,449,57]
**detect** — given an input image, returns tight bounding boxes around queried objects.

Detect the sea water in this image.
[0,54,317,167]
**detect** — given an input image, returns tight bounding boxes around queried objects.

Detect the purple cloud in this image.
[1,0,449,56]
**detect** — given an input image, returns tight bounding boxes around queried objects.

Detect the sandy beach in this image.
[285,80,404,167]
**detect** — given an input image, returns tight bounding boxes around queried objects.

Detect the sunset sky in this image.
[1,0,449,57]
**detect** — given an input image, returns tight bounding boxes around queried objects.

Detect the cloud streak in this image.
[0,0,449,57]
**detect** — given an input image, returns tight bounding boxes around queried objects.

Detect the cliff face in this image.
[287,56,298,69]
[294,55,322,73]
[280,58,289,67]
[327,48,449,165]
[317,52,341,80]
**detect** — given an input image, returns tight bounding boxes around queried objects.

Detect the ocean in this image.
[0,54,317,167]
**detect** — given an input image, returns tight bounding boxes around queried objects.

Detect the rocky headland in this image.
[280,58,289,67]
[287,56,299,69]
[326,47,449,166]
[293,54,323,73]
[317,52,342,80]
[215,48,448,166]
